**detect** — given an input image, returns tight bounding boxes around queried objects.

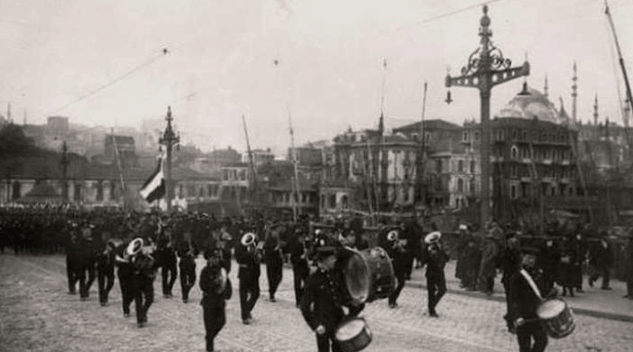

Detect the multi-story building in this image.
[321,119,419,220]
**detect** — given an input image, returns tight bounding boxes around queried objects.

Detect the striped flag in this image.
[139,156,165,203]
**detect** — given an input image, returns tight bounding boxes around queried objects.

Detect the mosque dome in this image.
[497,85,564,124]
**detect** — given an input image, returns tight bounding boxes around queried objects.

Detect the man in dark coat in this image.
[500,234,521,331]
[264,224,284,302]
[177,237,197,304]
[115,237,135,317]
[379,226,407,308]
[300,236,363,352]
[96,240,116,306]
[509,247,549,352]
[235,232,261,325]
[200,247,232,352]
[589,236,614,290]
[131,240,157,328]
[624,234,633,300]
[157,226,178,298]
[288,229,310,307]
[420,232,449,317]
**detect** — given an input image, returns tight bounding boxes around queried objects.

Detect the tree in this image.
[0,124,35,157]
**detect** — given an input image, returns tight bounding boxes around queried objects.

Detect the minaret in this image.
[593,94,599,125]
[544,75,549,99]
[572,62,578,123]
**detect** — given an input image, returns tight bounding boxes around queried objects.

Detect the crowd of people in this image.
[1,206,633,352]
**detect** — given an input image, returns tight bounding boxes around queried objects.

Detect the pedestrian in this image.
[478,232,499,295]
[623,232,633,300]
[96,240,116,306]
[462,237,481,291]
[455,224,471,287]
[539,239,560,293]
[509,247,549,352]
[588,234,614,290]
[420,231,448,317]
[500,233,521,332]
[200,247,232,352]
[300,235,363,352]
[235,232,261,325]
[557,239,576,297]
[264,224,284,302]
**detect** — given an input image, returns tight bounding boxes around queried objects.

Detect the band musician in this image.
[235,232,262,325]
[200,246,232,352]
[510,247,556,352]
[300,234,364,352]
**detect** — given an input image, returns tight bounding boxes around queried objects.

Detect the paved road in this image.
[0,254,631,352]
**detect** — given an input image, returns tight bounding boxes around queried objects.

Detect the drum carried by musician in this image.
[300,229,396,352]
[509,246,575,352]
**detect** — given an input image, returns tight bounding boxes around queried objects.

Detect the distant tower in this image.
[593,94,599,126]
[544,75,549,99]
[7,103,11,124]
[23,109,26,126]
[571,62,578,123]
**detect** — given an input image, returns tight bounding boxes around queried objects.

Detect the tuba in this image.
[387,230,399,242]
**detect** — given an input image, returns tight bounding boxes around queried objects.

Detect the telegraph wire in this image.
[48,48,170,115]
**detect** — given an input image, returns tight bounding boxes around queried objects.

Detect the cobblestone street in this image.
[1,254,631,352]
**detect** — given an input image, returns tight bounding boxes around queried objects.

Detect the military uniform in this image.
[132,251,156,328]
[200,250,232,352]
[177,243,196,303]
[235,236,261,324]
[96,242,116,306]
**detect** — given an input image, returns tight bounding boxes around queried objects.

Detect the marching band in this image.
[0,206,592,352]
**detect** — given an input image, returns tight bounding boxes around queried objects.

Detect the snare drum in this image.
[335,318,372,352]
[536,298,575,339]
[344,247,395,303]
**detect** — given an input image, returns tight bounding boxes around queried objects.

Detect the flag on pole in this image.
[140,156,165,203]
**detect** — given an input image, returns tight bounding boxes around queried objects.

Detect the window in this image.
[458,160,464,173]
[436,159,442,173]
[474,131,480,141]
[341,195,348,209]
[11,181,21,200]
[462,131,469,142]
[199,187,204,197]
[403,188,409,202]
[74,184,82,202]
[329,194,336,208]
[412,133,419,142]
[470,161,475,174]
[469,178,476,195]
[511,146,518,159]
[96,182,103,201]
[425,132,431,144]
[511,184,517,199]
[457,178,464,192]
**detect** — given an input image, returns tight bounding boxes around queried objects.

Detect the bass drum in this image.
[335,317,372,352]
[343,247,395,304]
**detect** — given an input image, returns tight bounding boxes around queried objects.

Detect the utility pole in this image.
[445,5,529,227]
[288,108,301,222]
[159,106,179,212]
[416,81,428,210]
[242,114,257,208]
[61,141,69,202]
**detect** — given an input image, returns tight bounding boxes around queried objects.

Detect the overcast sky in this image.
[1,0,632,156]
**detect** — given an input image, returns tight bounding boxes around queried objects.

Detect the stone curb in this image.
[405,281,633,323]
